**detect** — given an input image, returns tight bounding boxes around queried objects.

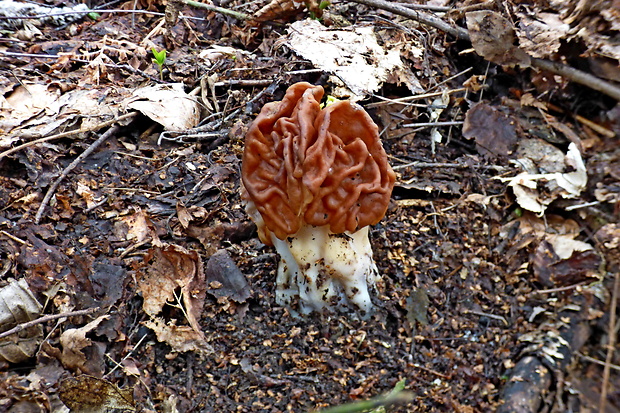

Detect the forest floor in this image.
[1,0,619,412]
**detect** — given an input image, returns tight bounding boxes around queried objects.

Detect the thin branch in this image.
[348,0,620,101]
[531,58,620,102]
[0,8,206,21]
[402,121,464,128]
[0,112,137,161]
[35,123,122,223]
[0,307,99,340]
[349,0,468,39]
[179,0,251,20]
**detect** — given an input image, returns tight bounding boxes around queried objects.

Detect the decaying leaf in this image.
[137,244,209,352]
[594,223,620,271]
[143,318,212,353]
[515,12,569,59]
[0,85,124,138]
[286,19,422,97]
[205,249,251,303]
[115,207,161,246]
[59,315,109,375]
[59,375,136,413]
[406,288,429,327]
[466,11,531,67]
[0,278,43,364]
[533,240,601,288]
[462,102,518,158]
[499,214,601,287]
[498,141,587,214]
[126,83,201,131]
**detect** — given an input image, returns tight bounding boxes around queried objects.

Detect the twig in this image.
[0,230,30,245]
[463,309,508,326]
[365,88,467,108]
[349,0,468,39]
[0,112,137,161]
[578,352,620,373]
[599,271,619,413]
[411,363,451,379]
[103,333,149,378]
[395,2,450,12]
[348,0,620,101]
[213,79,274,88]
[530,282,586,295]
[391,159,507,171]
[179,0,251,20]
[565,201,601,211]
[119,238,152,259]
[531,58,620,102]
[35,124,121,224]
[402,121,463,128]
[0,51,162,83]
[0,8,206,21]
[0,307,99,340]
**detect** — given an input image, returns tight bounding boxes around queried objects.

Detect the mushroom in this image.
[241,82,395,315]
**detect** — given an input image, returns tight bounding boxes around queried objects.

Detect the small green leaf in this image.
[151,48,167,66]
[319,0,330,10]
[87,12,100,20]
[322,95,339,108]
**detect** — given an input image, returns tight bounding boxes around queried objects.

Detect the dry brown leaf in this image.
[205,249,251,303]
[462,101,518,158]
[515,12,569,59]
[143,318,212,353]
[59,375,136,413]
[115,207,161,246]
[498,141,587,214]
[126,84,201,131]
[59,315,109,374]
[466,10,531,67]
[251,0,308,23]
[137,244,209,352]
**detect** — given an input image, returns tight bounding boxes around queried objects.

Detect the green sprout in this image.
[87,12,100,20]
[321,94,340,108]
[309,0,330,20]
[312,379,414,413]
[151,48,167,81]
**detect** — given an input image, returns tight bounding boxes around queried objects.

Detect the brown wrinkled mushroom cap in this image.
[242,82,395,243]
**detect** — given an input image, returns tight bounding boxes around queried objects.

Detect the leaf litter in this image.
[0,0,619,412]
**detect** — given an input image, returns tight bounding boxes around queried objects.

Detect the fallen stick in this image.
[348,0,620,101]
[0,112,137,161]
[34,121,126,223]
[0,307,99,340]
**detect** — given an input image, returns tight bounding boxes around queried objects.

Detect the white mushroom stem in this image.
[271,225,379,315]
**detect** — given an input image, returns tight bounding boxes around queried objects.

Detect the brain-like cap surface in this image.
[242,82,395,242]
